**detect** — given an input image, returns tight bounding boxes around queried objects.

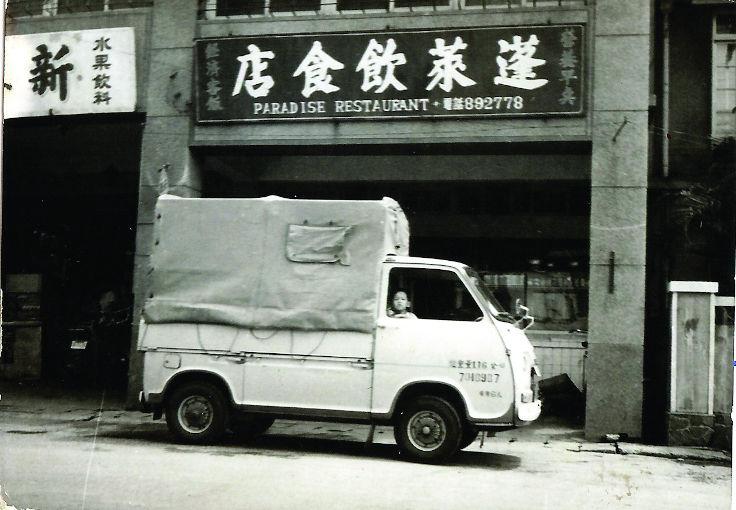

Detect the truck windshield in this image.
[463,267,516,324]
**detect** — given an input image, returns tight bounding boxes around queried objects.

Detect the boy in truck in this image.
[387,290,418,319]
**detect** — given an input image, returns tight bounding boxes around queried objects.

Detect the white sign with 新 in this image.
[4,27,136,118]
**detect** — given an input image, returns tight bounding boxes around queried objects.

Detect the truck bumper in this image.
[138,391,163,419]
[516,400,542,424]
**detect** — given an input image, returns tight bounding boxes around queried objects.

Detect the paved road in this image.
[0,397,732,510]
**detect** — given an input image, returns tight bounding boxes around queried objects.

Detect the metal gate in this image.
[526,330,588,392]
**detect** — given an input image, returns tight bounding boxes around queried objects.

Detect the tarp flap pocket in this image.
[286,224,352,265]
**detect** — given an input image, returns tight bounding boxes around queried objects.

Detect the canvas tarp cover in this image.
[143,195,409,333]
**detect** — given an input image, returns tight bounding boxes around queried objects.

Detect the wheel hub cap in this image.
[178,396,213,433]
[407,410,446,451]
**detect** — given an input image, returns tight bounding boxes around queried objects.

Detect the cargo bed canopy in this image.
[143,195,410,333]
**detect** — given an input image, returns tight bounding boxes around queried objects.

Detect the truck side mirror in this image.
[519,315,535,330]
[514,298,535,330]
[514,298,529,319]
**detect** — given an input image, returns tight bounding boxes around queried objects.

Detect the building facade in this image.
[3,1,154,388]
[3,0,733,443]
[646,1,735,446]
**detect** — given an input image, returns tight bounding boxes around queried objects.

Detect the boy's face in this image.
[392,292,408,313]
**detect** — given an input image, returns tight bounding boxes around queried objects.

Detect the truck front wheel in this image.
[394,396,462,463]
[459,424,479,449]
[165,381,228,444]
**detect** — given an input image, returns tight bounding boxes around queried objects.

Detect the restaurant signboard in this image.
[195,25,585,123]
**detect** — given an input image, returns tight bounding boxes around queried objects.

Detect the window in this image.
[216,0,263,15]
[200,0,586,18]
[388,267,483,321]
[464,0,520,7]
[270,0,321,12]
[58,0,105,13]
[463,0,581,7]
[5,0,44,16]
[336,0,389,10]
[393,0,450,9]
[5,0,152,17]
[481,270,588,331]
[216,0,320,15]
[107,0,153,8]
[713,14,736,138]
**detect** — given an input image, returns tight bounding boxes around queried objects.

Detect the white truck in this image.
[138,195,540,463]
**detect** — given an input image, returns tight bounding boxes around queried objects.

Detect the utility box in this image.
[4,274,42,321]
[667,281,721,447]
[1,274,43,380]
[1,325,43,380]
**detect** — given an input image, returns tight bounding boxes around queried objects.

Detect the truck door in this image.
[372,265,514,420]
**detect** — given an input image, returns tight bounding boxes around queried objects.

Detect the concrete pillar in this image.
[585,0,651,439]
[126,0,201,405]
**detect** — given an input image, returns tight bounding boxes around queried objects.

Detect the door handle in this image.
[350,359,373,369]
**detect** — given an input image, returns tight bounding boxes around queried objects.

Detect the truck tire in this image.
[459,425,479,449]
[165,381,228,444]
[394,395,462,463]
[232,415,275,439]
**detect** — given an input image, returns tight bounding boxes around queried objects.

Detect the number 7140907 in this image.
[459,372,500,383]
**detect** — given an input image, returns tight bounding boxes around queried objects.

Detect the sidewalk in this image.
[0,380,731,466]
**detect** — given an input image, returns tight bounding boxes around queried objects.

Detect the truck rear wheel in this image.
[394,395,462,463]
[232,415,275,439]
[165,381,228,444]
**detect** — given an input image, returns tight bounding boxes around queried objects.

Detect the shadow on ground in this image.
[91,423,522,468]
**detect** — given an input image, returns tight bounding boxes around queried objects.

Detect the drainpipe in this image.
[662,1,671,178]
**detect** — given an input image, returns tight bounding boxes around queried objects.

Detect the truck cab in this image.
[372,256,540,459]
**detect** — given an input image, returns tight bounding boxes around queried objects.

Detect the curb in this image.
[567,443,731,465]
